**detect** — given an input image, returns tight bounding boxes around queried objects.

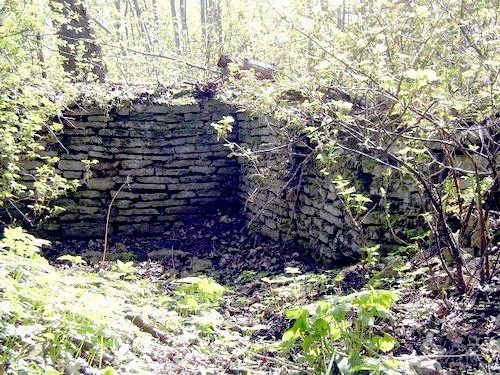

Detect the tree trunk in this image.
[200,0,208,63]
[151,0,159,44]
[200,0,207,46]
[51,0,105,82]
[214,0,222,46]
[36,33,47,79]
[169,0,181,50]
[115,0,122,39]
[338,0,346,30]
[179,0,188,52]
[131,0,152,51]
[207,0,221,62]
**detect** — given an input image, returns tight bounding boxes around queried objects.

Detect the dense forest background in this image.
[0,0,498,374]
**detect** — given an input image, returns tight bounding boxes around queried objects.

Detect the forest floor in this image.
[2,217,498,374]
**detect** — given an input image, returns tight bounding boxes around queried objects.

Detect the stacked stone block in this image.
[236,115,426,263]
[49,98,241,237]
[236,115,297,242]
[47,90,426,263]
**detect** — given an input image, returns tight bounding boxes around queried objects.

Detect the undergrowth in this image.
[2,227,496,374]
[0,227,227,374]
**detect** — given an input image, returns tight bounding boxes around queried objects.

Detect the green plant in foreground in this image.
[361,245,381,266]
[172,276,227,335]
[174,276,225,313]
[0,227,174,374]
[280,287,400,374]
[57,254,87,266]
[111,259,136,280]
[0,227,50,258]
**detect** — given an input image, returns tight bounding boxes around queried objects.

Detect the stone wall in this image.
[236,115,426,264]
[237,115,298,242]
[48,98,241,237]
[44,90,425,263]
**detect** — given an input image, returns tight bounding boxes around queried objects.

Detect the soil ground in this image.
[44,217,499,374]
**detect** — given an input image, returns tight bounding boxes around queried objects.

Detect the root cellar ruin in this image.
[46,89,424,263]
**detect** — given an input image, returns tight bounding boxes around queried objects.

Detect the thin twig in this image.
[252,353,312,373]
[102,176,131,264]
[125,314,171,344]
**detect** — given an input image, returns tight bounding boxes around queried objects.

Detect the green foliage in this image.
[0,0,82,225]
[57,255,87,266]
[0,228,119,374]
[0,227,50,258]
[211,116,235,141]
[111,260,136,280]
[280,287,400,374]
[0,228,232,373]
[226,0,498,294]
[361,245,380,266]
[174,276,225,313]
[332,175,372,217]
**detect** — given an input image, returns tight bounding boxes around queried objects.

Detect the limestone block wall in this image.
[48,98,241,237]
[236,115,298,242]
[236,115,426,263]
[295,161,425,262]
[43,89,426,263]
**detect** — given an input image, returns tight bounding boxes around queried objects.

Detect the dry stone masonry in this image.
[47,90,424,263]
[237,115,425,263]
[49,98,242,237]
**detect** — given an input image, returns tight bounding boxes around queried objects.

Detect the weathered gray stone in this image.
[114,215,152,223]
[130,183,166,190]
[155,168,189,177]
[175,145,196,154]
[154,114,184,122]
[78,207,100,215]
[119,168,155,177]
[77,190,105,198]
[87,116,110,122]
[141,193,169,200]
[120,159,153,169]
[62,171,83,179]
[323,204,342,217]
[111,191,135,199]
[300,205,316,216]
[98,128,129,137]
[87,178,115,190]
[61,222,104,237]
[179,175,219,183]
[190,258,213,272]
[65,127,95,136]
[132,201,167,208]
[169,160,194,168]
[136,176,178,184]
[66,107,103,116]
[119,208,159,216]
[196,189,222,197]
[184,112,210,121]
[143,105,171,114]
[189,166,216,174]
[58,160,86,171]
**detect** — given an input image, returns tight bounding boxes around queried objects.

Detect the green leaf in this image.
[282,328,300,342]
[372,333,398,352]
[57,254,87,265]
[101,367,116,375]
